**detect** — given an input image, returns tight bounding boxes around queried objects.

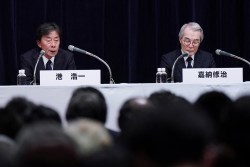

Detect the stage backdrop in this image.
[1,0,250,85]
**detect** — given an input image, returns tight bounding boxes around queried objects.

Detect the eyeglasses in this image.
[182,38,200,47]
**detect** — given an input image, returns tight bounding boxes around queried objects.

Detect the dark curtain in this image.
[1,0,250,85]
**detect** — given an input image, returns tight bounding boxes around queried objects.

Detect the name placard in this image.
[182,68,243,83]
[40,70,101,86]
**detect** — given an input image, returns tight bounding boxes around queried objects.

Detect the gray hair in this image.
[65,118,113,156]
[178,22,204,42]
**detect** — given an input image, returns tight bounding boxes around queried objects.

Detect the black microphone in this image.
[31,50,45,85]
[171,52,189,83]
[215,49,250,66]
[68,45,115,84]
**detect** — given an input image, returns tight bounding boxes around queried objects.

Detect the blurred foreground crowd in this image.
[0,87,249,167]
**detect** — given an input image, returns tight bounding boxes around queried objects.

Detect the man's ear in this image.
[37,40,41,48]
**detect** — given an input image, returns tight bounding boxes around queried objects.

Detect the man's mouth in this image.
[49,50,56,54]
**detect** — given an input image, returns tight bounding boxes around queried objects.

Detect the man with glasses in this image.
[160,22,216,82]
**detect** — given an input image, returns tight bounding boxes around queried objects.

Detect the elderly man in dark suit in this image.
[160,22,216,82]
[20,22,76,85]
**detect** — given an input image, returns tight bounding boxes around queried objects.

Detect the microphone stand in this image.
[31,50,45,85]
[222,53,250,66]
[68,45,115,84]
[85,51,115,84]
[171,53,188,83]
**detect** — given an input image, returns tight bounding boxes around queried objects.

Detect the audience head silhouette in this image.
[66,87,107,123]
[223,95,250,167]
[195,91,233,141]
[0,97,35,139]
[14,122,80,167]
[122,103,214,167]
[118,97,155,133]
[65,118,113,157]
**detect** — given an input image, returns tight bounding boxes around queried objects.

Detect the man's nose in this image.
[51,41,56,47]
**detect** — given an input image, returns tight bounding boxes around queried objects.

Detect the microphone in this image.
[215,49,250,66]
[171,52,189,83]
[68,45,115,84]
[31,50,45,85]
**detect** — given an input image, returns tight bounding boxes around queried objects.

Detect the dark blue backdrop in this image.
[1,0,250,85]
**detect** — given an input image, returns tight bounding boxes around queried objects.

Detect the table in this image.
[0,82,250,131]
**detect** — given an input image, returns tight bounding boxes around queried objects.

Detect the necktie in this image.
[46,60,52,70]
[186,57,193,68]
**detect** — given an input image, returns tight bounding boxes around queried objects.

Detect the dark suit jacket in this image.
[20,48,76,85]
[160,49,216,82]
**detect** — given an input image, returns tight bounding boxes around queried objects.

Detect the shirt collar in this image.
[183,54,194,61]
[42,56,55,67]
[181,50,195,61]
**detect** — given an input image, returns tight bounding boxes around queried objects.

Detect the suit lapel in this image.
[34,54,45,84]
[37,59,45,70]
[53,50,62,70]
[173,50,186,82]
[193,51,202,68]
[32,49,45,70]
[176,58,186,79]
[175,50,186,73]
[176,58,186,71]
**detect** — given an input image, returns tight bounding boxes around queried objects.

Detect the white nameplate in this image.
[183,68,243,83]
[40,70,101,86]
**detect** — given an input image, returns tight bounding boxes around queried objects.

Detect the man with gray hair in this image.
[160,22,216,82]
